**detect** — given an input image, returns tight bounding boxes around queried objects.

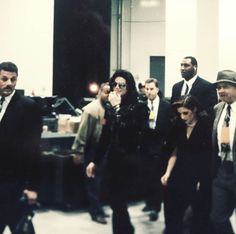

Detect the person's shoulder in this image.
[83,99,102,115]
[196,76,212,85]
[214,102,224,111]
[18,94,37,106]
[160,98,171,106]
[173,80,183,88]
[130,99,149,114]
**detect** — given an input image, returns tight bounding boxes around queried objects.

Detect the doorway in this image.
[150,56,165,97]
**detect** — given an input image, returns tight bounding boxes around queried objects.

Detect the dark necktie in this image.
[0,96,5,112]
[221,104,231,158]
[184,84,189,95]
[224,104,231,127]
[151,100,154,111]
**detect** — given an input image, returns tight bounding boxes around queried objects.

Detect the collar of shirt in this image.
[4,90,15,104]
[0,90,15,122]
[148,95,160,109]
[182,74,198,94]
[230,101,236,114]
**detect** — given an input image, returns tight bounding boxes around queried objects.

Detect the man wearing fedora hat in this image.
[211,70,236,234]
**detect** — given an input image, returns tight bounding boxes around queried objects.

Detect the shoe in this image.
[142,205,152,212]
[102,213,110,218]
[92,215,107,224]
[149,210,158,221]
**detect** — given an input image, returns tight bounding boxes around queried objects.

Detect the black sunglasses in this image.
[111,82,127,89]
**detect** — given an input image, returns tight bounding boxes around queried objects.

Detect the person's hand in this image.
[73,153,84,165]
[161,173,170,186]
[108,91,121,107]
[23,189,38,205]
[86,162,96,178]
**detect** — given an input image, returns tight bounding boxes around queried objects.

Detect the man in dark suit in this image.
[171,56,218,117]
[141,78,172,221]
[171,56,218,233]
[0,62,42,233]
[211,70,236,234]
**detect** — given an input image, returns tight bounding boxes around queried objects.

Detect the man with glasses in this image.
[86,70,149,234]
[0,62,42,233]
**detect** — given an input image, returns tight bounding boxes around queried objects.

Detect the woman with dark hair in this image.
[86,69,149,234]
[161,95,213,234]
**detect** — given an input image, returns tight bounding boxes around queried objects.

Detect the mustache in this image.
[3,86,13,90]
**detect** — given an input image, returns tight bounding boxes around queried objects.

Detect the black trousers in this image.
[164,177,213,234]
[109,195,134,234]
[211,161,236,234]
[86,175,105,218]
[0,181,28,234]
[142,157,163,212]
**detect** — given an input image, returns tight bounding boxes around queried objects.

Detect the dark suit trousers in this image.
[0,181,23,234]
[143,157,162,212]
[211,162,236,234]
[86,175,105,218]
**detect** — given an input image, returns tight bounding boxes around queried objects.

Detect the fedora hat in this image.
[215,70,236,85]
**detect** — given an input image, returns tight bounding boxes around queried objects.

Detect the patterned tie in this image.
[220,104,231,158]
[149,100,155,129]
[0,96,5,112]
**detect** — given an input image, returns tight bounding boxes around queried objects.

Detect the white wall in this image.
[219,0,236,71]
[165,0,219,97]
[110,0,166,85]
[1,0,236,98]
[112,0,236,98]
[0,0,54,96]
[130,0,165,83]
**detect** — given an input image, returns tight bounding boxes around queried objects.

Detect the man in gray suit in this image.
[211,70,236,234]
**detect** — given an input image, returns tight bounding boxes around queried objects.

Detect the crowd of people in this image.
[0,57,235,234]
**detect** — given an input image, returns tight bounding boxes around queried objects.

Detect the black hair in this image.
[184,56,198,67]
[109,69,138,105]
[0,62,18,75]
[172,95,202,115]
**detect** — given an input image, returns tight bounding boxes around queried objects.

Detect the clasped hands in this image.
[108,91,121,107]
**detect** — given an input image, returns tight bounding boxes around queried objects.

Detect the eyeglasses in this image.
[111,82,127,89]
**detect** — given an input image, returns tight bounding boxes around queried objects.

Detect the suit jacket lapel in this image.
[189,76,201,96]
[212,103,225,150]
[0,92,18,127]
[156,100,163,126]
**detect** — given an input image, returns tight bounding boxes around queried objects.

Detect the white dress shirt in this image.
[0,90,15,122]
[147,95,160,129]
[217,101,236,161]
[181,74,198,96]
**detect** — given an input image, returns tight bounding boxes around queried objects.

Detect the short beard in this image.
[182,70,195,81]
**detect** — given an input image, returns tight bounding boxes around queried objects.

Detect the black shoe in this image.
[149,210,158,221]
[92,215,107,224]
[102,213,110,218]
[142,205,152,212]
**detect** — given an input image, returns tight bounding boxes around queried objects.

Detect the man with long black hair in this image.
[86,70,149,234]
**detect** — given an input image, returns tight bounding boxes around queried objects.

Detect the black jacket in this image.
[0,91,42,192]
[171,76,218,117]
